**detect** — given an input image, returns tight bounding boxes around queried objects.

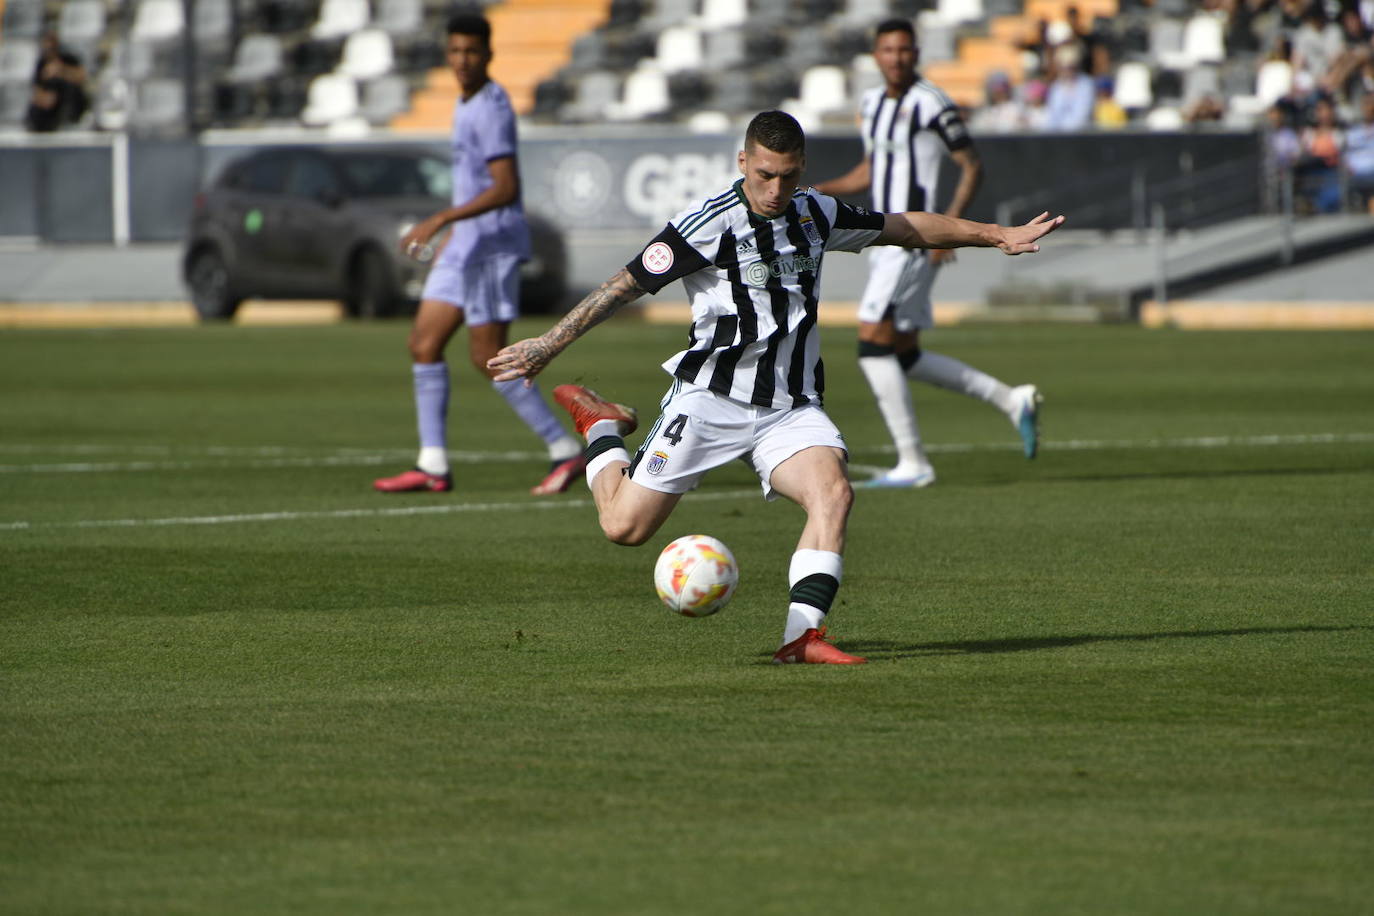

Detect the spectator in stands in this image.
[1023,77,1052,130]
[1293,3,1345,83]
[1345,92,1374,211]
[1325,11,1373,99]
[970,71,1027,131]
[1184,92,1227,124]
[1044,45,1095,130]
[25,33,88,132]
[1297,94,1346,211]
[1093,76,1127,128]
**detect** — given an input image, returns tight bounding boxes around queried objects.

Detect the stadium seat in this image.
[655,25,704,73]
[1182,64,1220,104]
[798,65,848,115]
[130,0,185,43]
[562,70,622,121]
[374,0,425,39]
[1150,18,1188,70]
[1113,61,1153,110]
[700,0,747,28]
[131,78,186,131]
[57,0,106,63]
[103,38,158,83]
[0,83,31,125]
[935,0,985,26]
[703,28,747,71]
[192,0,235,49]
[1181,13,1225,66]
[301,73,360,126]
[338,30,395,81]
[642,0,699,31]
[360,73,410,125]
[225,34,285,84]
[93,77,132,130]
[1255,59,1293,106]
[687,109,731,132]
[1144,106,1183,130]
[619,63,670,119]
[2,0,45,40]
[312,0,370,40]
[0,39,39,87]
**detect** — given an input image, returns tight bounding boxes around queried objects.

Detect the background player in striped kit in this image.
[816,18,1043,488]
[488,111,1063,664]
[372,13,583,497]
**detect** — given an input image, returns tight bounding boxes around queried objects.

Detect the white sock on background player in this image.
[908,350,1015,416]
[859,354,933,478]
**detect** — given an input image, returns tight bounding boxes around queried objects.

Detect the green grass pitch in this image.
[1,320,1371,915]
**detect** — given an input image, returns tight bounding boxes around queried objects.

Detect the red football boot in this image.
[373,468,452,493]
[552,385,638,438]
[772,627,867,665]
[530,454,586,495]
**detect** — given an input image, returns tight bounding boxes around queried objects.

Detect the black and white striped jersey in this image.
[860,78,972,215]
[626,180,885,410]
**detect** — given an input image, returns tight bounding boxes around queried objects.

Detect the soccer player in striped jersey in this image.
[488,111,1061,664]
[816,18,1043,489]
[372,13,583,497]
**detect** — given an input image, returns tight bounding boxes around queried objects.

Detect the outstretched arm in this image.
[876,210,1064,255]
[814,157,872,197]
[487,268,648,382]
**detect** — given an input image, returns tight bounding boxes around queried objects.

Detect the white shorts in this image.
[421,253,521,326]
[856,245,941,332]
[628,380,847,500]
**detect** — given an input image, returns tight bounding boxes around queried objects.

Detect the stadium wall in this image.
[0,129,1263,244]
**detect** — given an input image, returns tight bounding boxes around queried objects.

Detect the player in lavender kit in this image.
[373,13,582,495]
[816,18,1042,489]
[488,111,1063,664]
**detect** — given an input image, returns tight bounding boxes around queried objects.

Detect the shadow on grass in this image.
[835,624,1373,661]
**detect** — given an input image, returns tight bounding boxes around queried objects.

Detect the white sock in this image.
[548,435,581,462]
[585,419,621,444]
[908,350,1015,416]
[783,549,843,645]
[416,446,448,476]
[859,354,930,475]
[585,447,629,489]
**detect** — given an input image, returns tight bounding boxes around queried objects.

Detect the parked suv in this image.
[182,145,566,320]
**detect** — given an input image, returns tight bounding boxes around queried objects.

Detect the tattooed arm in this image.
[487,268,648,382]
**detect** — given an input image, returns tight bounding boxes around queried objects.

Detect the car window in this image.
[233,155,289,194]
[287,156,341,200]
[335,154,451,200]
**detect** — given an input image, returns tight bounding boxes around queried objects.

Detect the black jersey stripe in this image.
[708,226,764,397]
[782,203,822,407]
[674,231,742,385]
[746,208,796,407]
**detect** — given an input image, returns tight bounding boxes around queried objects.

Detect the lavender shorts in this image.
[421,253,521,326]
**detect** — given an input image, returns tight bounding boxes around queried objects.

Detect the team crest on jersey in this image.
[646,450,670,475]
[798,215,823,246]
[642,241,674,274]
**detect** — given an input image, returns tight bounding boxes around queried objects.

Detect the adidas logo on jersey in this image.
[736,238,755,253]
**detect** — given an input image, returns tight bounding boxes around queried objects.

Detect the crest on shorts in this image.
[646,451,670,475]
[799,215,823,247]
[641,241,674,275]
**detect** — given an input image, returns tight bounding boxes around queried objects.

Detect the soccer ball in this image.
[653,534,739,617]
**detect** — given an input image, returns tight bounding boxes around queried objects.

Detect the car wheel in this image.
[187,247,241,321]
[344,247,402,319]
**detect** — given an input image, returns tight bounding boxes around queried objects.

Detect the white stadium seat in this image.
[619,64,670,120]
[312,0,371,40]
[655,25,704,74]
[1181,14,1225,66]
[1113,61,1153,110]
[700,0,747,28]
[798,65,848,115]
[1255,59,1293,106]
[130,0,184,43]
[338,30,394,80]
[301,72,360,126]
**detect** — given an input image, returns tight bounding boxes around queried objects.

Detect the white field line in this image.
[0,431,1370,533]
[0,488,759,532]
[1,432,1372,476]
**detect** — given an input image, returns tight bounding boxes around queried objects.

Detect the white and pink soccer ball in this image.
[653,534,739,617]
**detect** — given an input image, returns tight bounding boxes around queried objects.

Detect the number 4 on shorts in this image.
[664,414,687,446]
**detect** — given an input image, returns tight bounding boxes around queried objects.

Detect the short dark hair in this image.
[744,110,805,156]
[447,12,491,44]
[874,18,916,42]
